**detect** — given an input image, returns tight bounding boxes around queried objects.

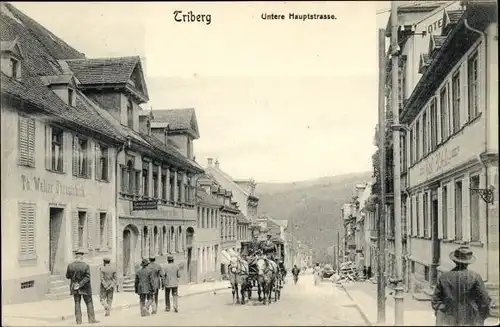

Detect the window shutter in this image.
[87,211,94,250]
[437,186,443,239]
[45,126,52,169]
[95,144,100,180]
[462,177,471,242]
[72,211,79,250]
[107,213,112,250]
[106,148,111,182]
[87,141,93,179]
[72,136,78,176]
[448,183,455,240]
[412,196,417,237]
[19,203,36,258]
[18,116,29,166]
[95,212,101,249]
[27,118,35,167]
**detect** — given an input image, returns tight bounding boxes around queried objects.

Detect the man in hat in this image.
[135,258,154,317]
[248,234,261,257]
[148,256,163,315]
[262,234,277,258]
[431,246,491,326]
[162,255,181,312]
[99,257,117,316]
[66,248,99,324]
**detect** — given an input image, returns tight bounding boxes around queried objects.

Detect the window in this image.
[18,116,35,167]
[142,167,149,197]
[72,136,89,178]
[19,202,36,260]
[68,88,75,106]
[416,120,420,160]
[187,138,192,159]
[442,186,448,239]
[95,144,109,181]
[452,72,461,133]
[430,98,438,150]
[170,174,175,201]
[455,180,463,240]
[127,99,134,129]
[470,175,480,242]
[409,128,414,165]
[423,192,429,238]
[401,134,407,171]
[468,51,479,120]
[99,212,108,249]
[440,86,449,141]
[422,111,428,156]
[161,171,167,201]
[177,176,182,203]
[152,165,159,198]
[121,159,137,195]
[135,171,141,195]
[11,57,19,79]
[416,195,421,236]
[78,211,87,248]
[50,127,64,172]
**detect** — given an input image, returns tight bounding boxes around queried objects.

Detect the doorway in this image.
[187,248,192,283]
[122,224,139,276]
[431,198,440,286]
[49,208,64,275]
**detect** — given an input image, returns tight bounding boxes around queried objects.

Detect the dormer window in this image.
[127,99,134,129]
[11,57,19,79]
[68,88,75,107]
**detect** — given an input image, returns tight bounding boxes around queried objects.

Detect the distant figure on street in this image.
[313,262,321,286]
[66,248,99,325]
[431,247,491,326]
[99,257,117,317]
[162,255,181,313]
[292,265,300,285]
[135,258,154,317]
[148,256,163,315]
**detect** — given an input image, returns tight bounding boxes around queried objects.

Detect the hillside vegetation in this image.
[256,171,372,262]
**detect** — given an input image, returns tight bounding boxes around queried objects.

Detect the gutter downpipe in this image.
[115,138,129,291]
[464,18,489,281]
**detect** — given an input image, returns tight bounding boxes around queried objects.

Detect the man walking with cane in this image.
[162,255,181,313]
[66,248,99,325]
[148,256,163,315]
[99,257,117,317]
[135,258,154,317]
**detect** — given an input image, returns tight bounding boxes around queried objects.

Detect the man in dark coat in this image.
[135,258,154,317]
[66,248,99,325]
[262,234,277,257]
[162,255,181,312]
[248,234,261,256]
[431,247,491,326]
[292,265,300,285]
[148,256,163,315]
[99,257,117,316]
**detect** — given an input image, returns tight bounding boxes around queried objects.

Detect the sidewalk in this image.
[2,280,230,325]
[340,281,500,326]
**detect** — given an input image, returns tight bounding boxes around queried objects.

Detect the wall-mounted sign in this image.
[422,18,443,37]
[132,200,158,211]
[419,145,460,178]
[21,174,85,197]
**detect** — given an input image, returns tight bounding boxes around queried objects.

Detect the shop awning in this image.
[221,250,231,265]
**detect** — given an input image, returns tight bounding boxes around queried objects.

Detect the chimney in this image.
[207,158,213,167]
[215,159,219,168]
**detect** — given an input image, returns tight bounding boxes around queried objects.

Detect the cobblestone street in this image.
[50,275,366,326]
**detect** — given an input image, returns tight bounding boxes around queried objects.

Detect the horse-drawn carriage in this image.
[226,239,286,305]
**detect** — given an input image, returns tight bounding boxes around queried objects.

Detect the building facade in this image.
[384,0,498,307]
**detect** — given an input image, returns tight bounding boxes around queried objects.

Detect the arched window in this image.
[160,226,166,255]
[153,226,158,256]
[178,226,183,251]
[170,226,175,253]
[127,160,134,195]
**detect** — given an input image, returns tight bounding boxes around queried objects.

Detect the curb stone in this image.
[340,284,372,326]
[4,285,229,323]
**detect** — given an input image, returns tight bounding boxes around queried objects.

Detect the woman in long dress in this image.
[313,263,321,286]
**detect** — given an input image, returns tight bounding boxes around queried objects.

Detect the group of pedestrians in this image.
[135,255,181,316]
[65,248,181,325]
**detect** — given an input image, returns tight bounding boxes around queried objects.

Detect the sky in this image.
[13,1,397,183]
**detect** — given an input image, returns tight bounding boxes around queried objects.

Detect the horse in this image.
[254,257,278,305]
[228,256,250,305]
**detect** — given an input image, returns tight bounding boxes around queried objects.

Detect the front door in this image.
[431,198,440,286]
[187,247,192,283]
[49,208,64,275]
[123,229,131,276]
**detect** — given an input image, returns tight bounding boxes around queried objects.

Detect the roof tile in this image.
[65,57,139,85]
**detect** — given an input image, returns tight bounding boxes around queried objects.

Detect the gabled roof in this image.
[40,74,78,86]
[151,108,200,139]
[2,2,85,60]
[196,189,223,207]
[385,3,443,37]
[428,34,447,58]
[0,37,23,58]
[206,165,259,201]
[64,56,149,101]
[442,9,465,36]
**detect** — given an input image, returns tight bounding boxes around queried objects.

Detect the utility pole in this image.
[377,28,387,325]
[391,1,404,325]
[337,230,340,272]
